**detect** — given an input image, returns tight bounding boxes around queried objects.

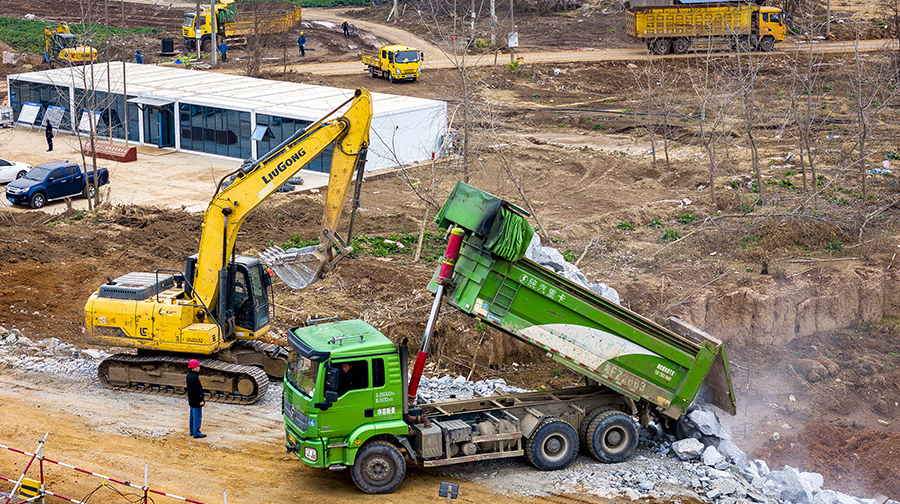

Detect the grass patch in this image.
[281,231,446,261]
[0,17,159,53]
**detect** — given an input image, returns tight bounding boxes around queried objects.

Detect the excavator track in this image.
[98,354,269,405]
[220,340,289,379]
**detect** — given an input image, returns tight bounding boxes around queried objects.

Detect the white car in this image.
[0,158,31,184]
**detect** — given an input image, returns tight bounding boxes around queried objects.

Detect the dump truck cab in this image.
[283,320,408,470]
[756,6,787,50]
[362,44,422,82]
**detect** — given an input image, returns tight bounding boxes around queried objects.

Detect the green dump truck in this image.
[282,182,737,494]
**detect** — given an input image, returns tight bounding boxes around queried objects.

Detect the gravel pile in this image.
[2,325,894,504]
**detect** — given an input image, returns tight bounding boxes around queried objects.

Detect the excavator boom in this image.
[193,89,372,309]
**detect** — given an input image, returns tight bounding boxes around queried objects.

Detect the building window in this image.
[255,114,331,172]
[179,103,250,159]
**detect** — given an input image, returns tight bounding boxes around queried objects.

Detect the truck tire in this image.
[578,407,613,448]
[368,66,375,78]
[585,410,638,463]
[649,38,671,55]
[84,184,96,199]
[29,193,46,209]
[525,417,579,471]
[201,38,211,52]
[350,441,406,494]
[758,36,775,52]
[733,36,752,53]
[672,38,690,54]
[388,73,396,84]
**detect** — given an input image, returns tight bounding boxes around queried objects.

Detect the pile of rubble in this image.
[0,326,103,379]
[525,234,620,303]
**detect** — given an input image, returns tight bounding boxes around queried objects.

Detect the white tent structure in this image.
[7,62,447,172]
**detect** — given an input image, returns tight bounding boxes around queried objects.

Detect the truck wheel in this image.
[733,36,752,53]
[388,73,396,84]
[351,441,406,494]
[84,184,96,199]
[649,38,671,55]
[525,417,578,471]
[758,36,775,52]
[29,193,46,209]
[201,38,211,52]
[578,407,613,448]
[585,410,638,463]
[368,66,375,78]
[672,38,690,54]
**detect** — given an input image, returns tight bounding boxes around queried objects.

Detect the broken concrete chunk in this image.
[688,408,731,440]
[702,445,725,467]
[672,438,705,460]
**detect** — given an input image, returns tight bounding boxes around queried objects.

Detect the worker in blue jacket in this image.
[297,32,306,57]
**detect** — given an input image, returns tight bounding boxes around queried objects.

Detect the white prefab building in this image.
[7,62,447,172]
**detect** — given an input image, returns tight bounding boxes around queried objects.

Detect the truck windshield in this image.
[768,12,782,24]
[395,50,419,63]
[183,13,195,28]
[24,167,52,181]
[286,351,319,397]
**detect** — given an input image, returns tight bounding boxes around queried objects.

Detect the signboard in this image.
[44,106,66,130]
[17,102,41,126]
[78,110,102,133]
[508,31,518,48]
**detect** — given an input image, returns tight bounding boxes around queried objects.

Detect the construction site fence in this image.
[0,435,227,504]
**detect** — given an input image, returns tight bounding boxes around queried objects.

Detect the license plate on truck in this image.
[304,447,317,462]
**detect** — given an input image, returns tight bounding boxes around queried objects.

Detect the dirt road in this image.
[0,366,616,504]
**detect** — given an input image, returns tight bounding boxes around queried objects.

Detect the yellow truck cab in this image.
[361,44,422,83]
[757,6,787,51]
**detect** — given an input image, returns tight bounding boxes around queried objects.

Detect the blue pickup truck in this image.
[6,160,109,209]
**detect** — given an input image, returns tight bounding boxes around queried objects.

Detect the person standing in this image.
[218,41,228,63]
[135,50,143,64]
[44,119,53,152]
[341,19,350,37]
[186,359,207,438]
[297,32,306,57]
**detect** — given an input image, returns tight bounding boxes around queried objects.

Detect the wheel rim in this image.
[365,456,392,483]
[542,433,569,462]
[603,426,628,454]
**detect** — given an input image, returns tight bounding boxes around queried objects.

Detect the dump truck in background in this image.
[282,182,737,494]
[626,3,786,55]
[182,0,301,51]
[361,44,422,83]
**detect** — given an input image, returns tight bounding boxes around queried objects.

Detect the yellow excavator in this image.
[44,24,97,65]
[84,89,373,404]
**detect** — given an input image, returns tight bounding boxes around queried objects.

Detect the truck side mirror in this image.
[325,365,338,391]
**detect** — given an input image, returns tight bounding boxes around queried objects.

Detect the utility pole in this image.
[122,0,128,146]
[210,0,217,64]
[825,0,831,38]
[470,0,475,47]
[509,0,516,63]
[490,0,496,45]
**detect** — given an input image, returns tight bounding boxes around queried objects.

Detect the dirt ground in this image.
[2,0,900,501]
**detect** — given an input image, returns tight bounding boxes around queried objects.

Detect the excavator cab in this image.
[185,254,271,338]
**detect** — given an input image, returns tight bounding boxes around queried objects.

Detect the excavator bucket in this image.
[259,245,325,289]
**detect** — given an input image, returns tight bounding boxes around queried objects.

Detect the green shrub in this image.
[647,219,663,229]
[677,213,697,224]
[660,228,681,242]
[617,221,634,231]
[825,240,844,251]
[562,249,577,262]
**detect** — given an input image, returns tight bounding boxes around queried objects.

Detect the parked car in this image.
[6,160,109,209]
[0,158,31,184]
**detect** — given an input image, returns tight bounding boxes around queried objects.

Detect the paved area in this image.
[0,126,330,215]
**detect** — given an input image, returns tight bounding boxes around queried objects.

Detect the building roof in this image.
[8,62,442,121]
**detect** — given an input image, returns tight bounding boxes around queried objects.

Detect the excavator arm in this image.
[191,88,372,311]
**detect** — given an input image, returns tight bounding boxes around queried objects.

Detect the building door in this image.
[144,105,175,148]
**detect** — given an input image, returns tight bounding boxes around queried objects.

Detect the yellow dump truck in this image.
[361,44,422,83]
[182,0,301,51]
[626,4,786,55]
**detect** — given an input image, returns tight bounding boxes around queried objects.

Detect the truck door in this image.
[46,167,68,199]
[318,359,373,439]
